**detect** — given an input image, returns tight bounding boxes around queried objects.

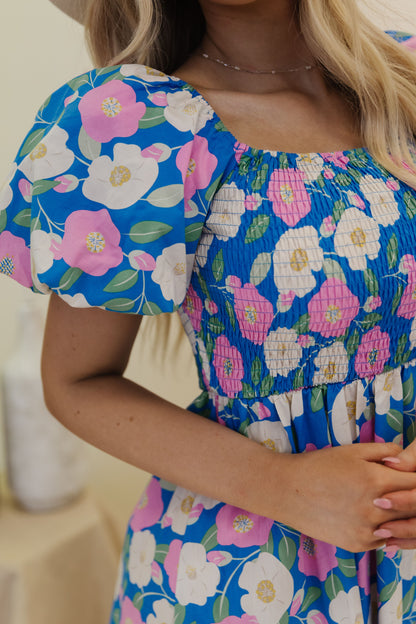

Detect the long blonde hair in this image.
[85,0,416,357]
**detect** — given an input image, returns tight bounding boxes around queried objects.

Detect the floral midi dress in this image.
[2,28,416,624]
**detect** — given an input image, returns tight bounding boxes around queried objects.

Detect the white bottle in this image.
[2,297,89,511]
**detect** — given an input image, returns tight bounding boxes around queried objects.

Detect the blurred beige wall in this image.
[1,0,416,541]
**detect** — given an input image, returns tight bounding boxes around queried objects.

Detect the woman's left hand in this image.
[374,440,416,550]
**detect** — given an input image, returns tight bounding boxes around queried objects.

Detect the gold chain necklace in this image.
[199,51,317,74]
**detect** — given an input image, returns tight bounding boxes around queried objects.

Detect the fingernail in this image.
[373,529,393,538]
[384,545,399,555]
[373,498,393,509]
[382,457,401,464]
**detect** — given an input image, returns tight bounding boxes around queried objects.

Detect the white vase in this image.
[2,297,89,511]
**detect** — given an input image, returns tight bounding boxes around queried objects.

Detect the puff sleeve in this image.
[0,66,229,314]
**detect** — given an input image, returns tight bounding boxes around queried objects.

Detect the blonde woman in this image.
[2,0,416,622]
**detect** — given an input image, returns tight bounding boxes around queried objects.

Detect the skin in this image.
[43,0,416,551]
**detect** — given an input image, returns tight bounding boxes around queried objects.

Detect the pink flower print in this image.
[368,295,382,310]
[386,178,400,191]
[397,277,416,319]
[355,326,390,378]
[214,616,259,624]
[252,402,271,420]
[360,417,375,443]
[176,135,218,212]
[289,589,304,616]
[55,209,123,276]
[401,254,416,275]
[234,141,249,164]
[233,283,274,345]
[267,168,311,226]
[120,596,143,624]
[225,275,242,293]
[357,552,371,595]
[0,231,32,287]
[128,250,156,272]
[308,278,360,337]
[53,174,78,193]
[164,539,182,593]
[129,477,163,532]
[321,152,350,169]
[403,35,416,51]
[205,299,218,315]
[308,612,329,624]
[78,81,146,143]
[322,215,336,233]
[140,144,164,161]
[149,91,168,107]
[213,335,245,397]
[323,168,335,179]
[280,290,296,307]
[298,534,338,581]
[182,284,203,332]
[244,194,262,211]
[216,504,273,548]
[297,334,312,348]
[18,178,32,202]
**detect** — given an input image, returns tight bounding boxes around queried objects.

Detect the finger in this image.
[383,440,416,472]
[356,442,402,461]
[374,488,416,515]
[385,539,416,550]
[376,517,416,540]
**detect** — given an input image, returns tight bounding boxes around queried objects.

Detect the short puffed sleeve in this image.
[0,66,230,314]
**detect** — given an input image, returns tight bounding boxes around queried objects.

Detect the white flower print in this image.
[175,542,220,606]
[152,243,194,305]
[205,182,246,241]
[60,293,91,308]
[119,64,173,81]
[30,229,62,274]
[359,174,400,226]
[410,316,416,349]
[373,367,402,416]
[264,328,303,377]
[146,598,175,624]
[295,153,325,182]
[196,231,214,268]
[333,207,380,271]
[239,552,294,624]
[83,143,158,210]
[113,558,124,601]
[162,486,219,535]
[164,90,214,133]
[378,584,403,624]
[19,126,74,183]
[273,226,324,297]
[269,390,307,429]
[329,586,364,624]
[399,549,416,580]
[313,342,349,386]
[331,379,366,444]
[0,162,17,211]
[246,420,292,453]
[128,530,156,588]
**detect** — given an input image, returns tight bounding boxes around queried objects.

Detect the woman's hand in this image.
[273,442,416,553]
[372,439,416,550]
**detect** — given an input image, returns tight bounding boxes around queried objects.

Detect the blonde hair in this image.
[85,0,416,353]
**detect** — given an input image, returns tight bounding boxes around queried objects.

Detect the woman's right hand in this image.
[271,442,416,552]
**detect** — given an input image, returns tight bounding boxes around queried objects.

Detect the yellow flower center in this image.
[280,183,294,204]
[232,514,254,533]
[139,551,146,563]
[383,372,394,392]
[324,360,337,380]
[173,262,186,276]
[261,438,277,452]
[346,400,356,421]
[325,305,341,324]
[185,565,197,580]
[101,96,122,118]
[367,348,378,367]
[350,227,366,247]
[184,102,198,116]
[0,255,15,276]
[109,165,131,187]
[185,295,194,313]
[223,358,234,377]
[85,232,106,253]
[30,143,47,160]
[187,158,196,178]
[145,67,165,77]
[180,495,195,515]
[244,305,258,324]
[412,285,416,301]
[290,248,308,272]
[256,579,276,604]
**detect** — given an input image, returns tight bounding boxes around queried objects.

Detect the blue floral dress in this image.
[2,28,416,624]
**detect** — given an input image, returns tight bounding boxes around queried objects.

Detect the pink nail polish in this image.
[374,529,393,538]
[384,545,399,555]
[382,457,401,464]
[373,498,393,509]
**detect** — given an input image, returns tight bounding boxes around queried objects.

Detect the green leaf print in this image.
[197,272,211,299]
[336,557,357,578]
[138,107,166,129]
[334,173,352,187]
[132,592,144,610]
[394,333,408,364]
[387,233,399,269]
[32,180,61,196]
[103,269,138,293]
[0,210,6,234]
[279,613,289,624]
[278,535,296,570]
[332,200,346,224]
[201,525,218,551]
[174,604,186,624]
[259,375,274,397]
[102,298,135,312]
[346,167,363,184]
[154,544,170,564]
[391,284,404,316]
[379,581,398,604]
[244,215,270,244]
[322,258,347,283]
[205,173,224,203]
[111,607,120,624]
[252,163,269,192]
[38,94,51,113]
[403,349,412,363]
[238,154,251,176]
[361,313,383,330]
[404,190,416,220]
[78,125,101,160]
[292,313,310,335]
[311,387,324,413]
[102,71,125,85]
[300,587,322,612]
[250,252,272,286]
[251,357,262,386]
[386,408,403,433]
[346,329,360,357]
[279,153,289,169]
[376,549,384,565]
[403,585,416,615]
[208,317,225,334]
[242,383,256,399]
[31,215,42,232]
[147,184,184,208]
[59,267,83,291]
[348,149,369,168]
[129,220,173,243]
[185,222,204,243]
[215,120,227,133]
[363,268,379,297]
[12,209,31,228]
[324,572,343,601]
[260,530,274,554]
[403,375,415,406]
[212,595,229,623]
[205,332,214,361]
[142,301,163,316]
[225,300,236,330]
[238,418,250,437]
[18,128,47,158]
[407,420,416,445]
[67,72,90,91]
[316,173,326,188]
[212,249,224,282]
[293,368,305,390]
